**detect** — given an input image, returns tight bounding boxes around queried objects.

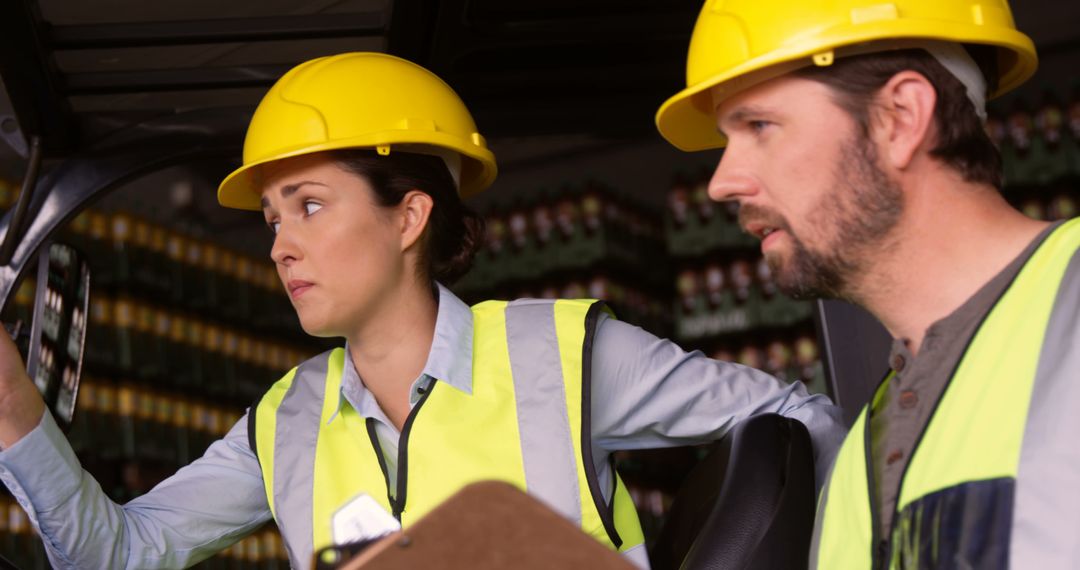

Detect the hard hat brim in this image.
[656,24,1038,152]
[217,131,498,211]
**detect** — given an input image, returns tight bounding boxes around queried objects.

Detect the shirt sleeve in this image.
[0,409,271,570]
[590,314,847,489]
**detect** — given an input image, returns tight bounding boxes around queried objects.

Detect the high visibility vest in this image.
[811,218,1080,569]
[251,298,645,568]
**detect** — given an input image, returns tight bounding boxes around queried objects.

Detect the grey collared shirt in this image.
[870,221,1062,536]
[0,283,845,569]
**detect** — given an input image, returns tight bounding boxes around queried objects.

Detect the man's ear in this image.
[399,190,434,251]
[873,70,938,171]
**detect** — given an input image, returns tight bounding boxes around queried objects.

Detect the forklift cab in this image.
[0,1,896,568]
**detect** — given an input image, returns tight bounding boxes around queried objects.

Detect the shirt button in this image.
[890,354,906,372]
[899,390,919,409]
[886,449,904,465]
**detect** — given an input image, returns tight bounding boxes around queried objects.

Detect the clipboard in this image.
[314,481,635,570]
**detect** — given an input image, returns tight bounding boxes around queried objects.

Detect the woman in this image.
[0,53,844,569]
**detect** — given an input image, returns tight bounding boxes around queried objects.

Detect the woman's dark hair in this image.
[794,46,1003,189]
[330,148,485,285]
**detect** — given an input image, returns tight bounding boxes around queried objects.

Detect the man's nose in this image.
[708,148,759,203]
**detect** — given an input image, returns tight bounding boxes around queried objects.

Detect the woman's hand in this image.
[0,330,45,449]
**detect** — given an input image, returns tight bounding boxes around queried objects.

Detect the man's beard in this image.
[741,132,903,300]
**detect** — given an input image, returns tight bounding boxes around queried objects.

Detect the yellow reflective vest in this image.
[811,218,1080,568]
[251,299,645,568]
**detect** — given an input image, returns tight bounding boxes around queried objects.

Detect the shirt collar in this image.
[422,282,475,394]
[332,283,474,422]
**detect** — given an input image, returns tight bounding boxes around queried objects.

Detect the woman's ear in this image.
[399,190,434,251]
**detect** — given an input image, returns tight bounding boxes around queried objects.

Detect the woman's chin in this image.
[297,315,338,339]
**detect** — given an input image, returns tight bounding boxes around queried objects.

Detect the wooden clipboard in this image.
[315,481,636,570]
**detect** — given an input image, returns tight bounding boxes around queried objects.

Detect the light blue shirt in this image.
[0,284,845,569]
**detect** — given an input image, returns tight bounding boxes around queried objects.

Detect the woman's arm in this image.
[0,407,272,569]
[0,307,274,569]
[590,314,846,488]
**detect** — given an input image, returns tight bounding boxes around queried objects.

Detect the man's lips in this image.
[287,280,314,298]
[761,228,784,250]
[743,221,784,240]
[740,219,789,253]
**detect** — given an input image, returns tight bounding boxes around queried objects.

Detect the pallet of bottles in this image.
[664,166,757,258]
[456,180,668,296]
[454,270,672,339]
[672,250,814,343]
[699,324,827,395]
[2,275,318,411]
[83,292,315,406]
[987,86,1080,189]
[61,209,298,337]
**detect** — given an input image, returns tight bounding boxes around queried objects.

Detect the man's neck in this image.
[851,178,1050,355]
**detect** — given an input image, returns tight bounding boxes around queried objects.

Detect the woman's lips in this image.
[288,280,314,298]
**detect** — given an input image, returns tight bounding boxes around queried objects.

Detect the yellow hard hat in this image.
[218,52,497,210]
[656,0,1038,151]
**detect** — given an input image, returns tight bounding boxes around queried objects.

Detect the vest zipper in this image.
[364,418,394,511]
[362,384,436,522]
[390,382,435,521]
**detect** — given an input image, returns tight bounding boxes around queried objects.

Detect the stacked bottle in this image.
[0,498,48,570]
[455,180,670,334]
[82,294,307,399]
[986,87,1080,220]
[672,253,814,340]
[664,167,756,257]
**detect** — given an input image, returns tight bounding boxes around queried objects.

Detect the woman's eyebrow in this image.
[260,181,328,209]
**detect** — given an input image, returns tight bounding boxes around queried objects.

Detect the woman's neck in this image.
[347,278,438,419]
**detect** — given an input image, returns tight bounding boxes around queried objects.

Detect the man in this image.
[656,1,1079,568]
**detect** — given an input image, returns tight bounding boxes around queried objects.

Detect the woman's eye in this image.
[749,120,771,134]
[267,221,280,234]
[304,201,323,216]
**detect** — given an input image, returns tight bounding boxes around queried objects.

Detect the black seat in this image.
[649,413,816,570]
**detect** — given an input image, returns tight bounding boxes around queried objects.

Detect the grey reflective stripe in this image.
[273,352,331,570]
[504,299,582,524]
[1011,246,1080,567]
[807,459,838,570]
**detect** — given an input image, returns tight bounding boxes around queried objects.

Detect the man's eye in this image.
[268,221,280,234]
[304,201,323,216]
[749,120,770,133]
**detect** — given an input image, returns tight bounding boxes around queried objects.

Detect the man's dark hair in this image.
[794,46,1003,189]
